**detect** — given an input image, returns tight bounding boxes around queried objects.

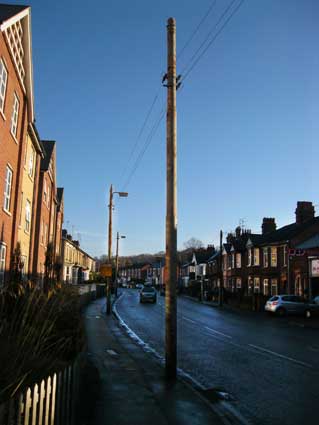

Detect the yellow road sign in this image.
[100,264,113,277]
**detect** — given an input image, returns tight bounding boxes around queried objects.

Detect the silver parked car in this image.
[265,295,319,318]
[140,286,157,304]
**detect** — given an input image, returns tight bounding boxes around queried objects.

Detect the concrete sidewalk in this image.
[81,297,226,425]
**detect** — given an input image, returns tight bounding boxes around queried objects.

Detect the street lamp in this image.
[115,232,126,297]
[106,184,128,315]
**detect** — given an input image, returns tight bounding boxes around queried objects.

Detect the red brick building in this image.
[0,5,35,285]
[32,141,58,282]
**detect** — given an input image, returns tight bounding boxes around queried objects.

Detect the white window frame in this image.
[271,278,278,295]
[248,248,252,266]
[11,93,19,139]
[0,58,8,114]
[4,165,13,212]
[0,243,6,285]
[263,247,269,268]
[254,248,260,266]
[271,247,277,267]
[254,277,260,293]
[236,277,242,289]
[28,146,35,178]
[231,253,235,269]
[21,255,27,278]
[263,278,269,296]
[25,199,31,233]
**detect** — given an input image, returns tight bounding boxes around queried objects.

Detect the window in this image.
[0,244,6,285]
[21,255,27,278]
[19,192,23,226]
[11,93,19,138]
[283,245,287,267]
[254,277,260,293]
[263,248,269,268]
[271,247,277,267]
[4,166,13,212]
[271,278,278,295]
[248,277,253,295]
[236,253,241,268]
[43,180,47,204]
[0,58,8,113]
[263,279,269,296]
[28,147,35,178]
[47,184,50,206]
[25,200,31,232]
[236,277,242,289]
[231,253,235,269]
[248,248,252,266]
[253,248,260,266]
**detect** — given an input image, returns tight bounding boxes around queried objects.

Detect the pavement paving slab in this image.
[82,298,226,425]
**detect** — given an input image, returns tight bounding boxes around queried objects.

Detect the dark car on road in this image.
[140,286,157,304]
[265,294,319,318]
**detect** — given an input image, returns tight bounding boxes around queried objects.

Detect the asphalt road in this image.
[115,288,319,425]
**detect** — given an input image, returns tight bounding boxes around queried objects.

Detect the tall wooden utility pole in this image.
[106,184,113,315]
[165,17,177,380]
[219,230,223,307]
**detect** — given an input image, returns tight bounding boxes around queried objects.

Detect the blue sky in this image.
[17,0,319,256]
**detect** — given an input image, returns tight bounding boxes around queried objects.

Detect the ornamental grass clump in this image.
[0,282,85,403]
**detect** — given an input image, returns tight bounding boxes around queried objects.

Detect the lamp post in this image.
[115,232,126,297]
[106,184,128,315]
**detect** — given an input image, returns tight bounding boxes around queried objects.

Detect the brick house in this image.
[222,202,319,301]
[0,5,35,285]
[32,141,58,282]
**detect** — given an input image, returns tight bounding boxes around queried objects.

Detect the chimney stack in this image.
[262,218,276,235]
[295,201,315,224]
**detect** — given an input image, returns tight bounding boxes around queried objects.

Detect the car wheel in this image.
[305,309,311,319]
[276,307,286,317]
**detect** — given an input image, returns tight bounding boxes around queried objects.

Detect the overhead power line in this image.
[181,0,245,81]
[123,108,165,189]
[177,0,217,60]
[120,91,160,182]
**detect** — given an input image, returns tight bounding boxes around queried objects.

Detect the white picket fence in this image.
[0,361,79,425]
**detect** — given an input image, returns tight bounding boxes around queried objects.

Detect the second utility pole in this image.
[165,17,177,380]
[107,184,113,315]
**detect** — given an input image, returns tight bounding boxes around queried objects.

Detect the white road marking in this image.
[106,349,118,356]
[205,326,232,339]
[183,316,196,324]
[248,344,313,369]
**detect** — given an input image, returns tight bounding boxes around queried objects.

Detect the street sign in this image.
[100,264,113,277]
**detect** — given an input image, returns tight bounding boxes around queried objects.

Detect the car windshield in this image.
[142,287,155,293]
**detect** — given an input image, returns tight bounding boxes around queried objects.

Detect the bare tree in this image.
[183,238,204,250]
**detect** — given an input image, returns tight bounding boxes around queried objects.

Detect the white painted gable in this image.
[1,7,34,121]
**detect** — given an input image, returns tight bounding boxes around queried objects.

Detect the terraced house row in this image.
[0,4,95,285]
